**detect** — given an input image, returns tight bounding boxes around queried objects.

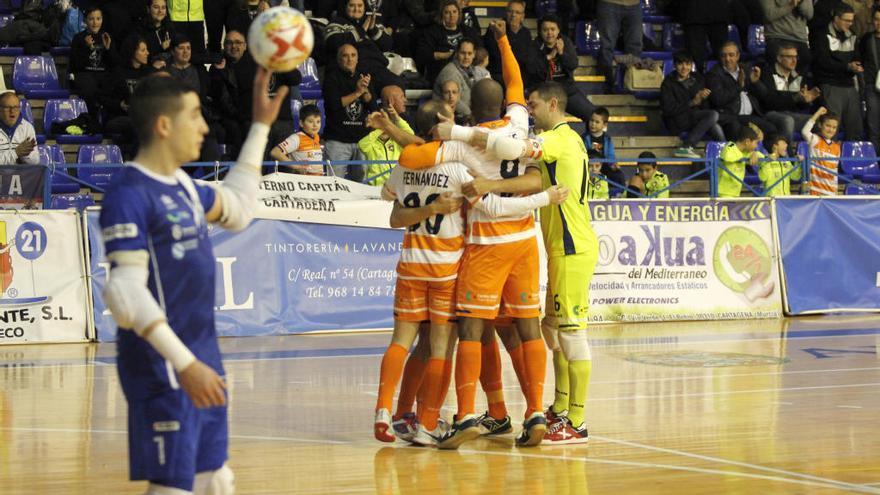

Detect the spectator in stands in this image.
[435,39,490,120]
[596,0,642,93]
[381,83,410,123]
[101,36,157,158]
[860,6,880,151]
[225,0,270,39]
[627,152,671,198]
[323,43,377,182]
[98,0,138,47]
[752,44,821,140]
[137,0,174,68]
[759,133,802,196]
[168,0,206,53]
[205,0,234,54]
[534,14,596,124]
[167,35,222,161]
[583,107,627,196]
[811,3,864,141]
[70,6,120,116]
[390,0,437,58]
[718,123,763,197]
[0,92,38,165]
[360,100,415,185]
[325,0,398,91]
[439,79,471,123]
[587,150,610,199]
[706,41,778,139]
[802,106,842,195]
[674,0,730,73]
[209,29,249,157]
[760,0,813,74]
[416,0,482,82]
[660,51,723,159]
[270,103,325,175]
[484,1,539,87]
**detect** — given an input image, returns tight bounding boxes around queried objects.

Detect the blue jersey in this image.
[100,164,221,401]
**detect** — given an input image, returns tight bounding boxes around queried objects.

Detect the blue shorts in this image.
[127,388,228,491]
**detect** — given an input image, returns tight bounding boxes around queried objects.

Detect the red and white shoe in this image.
[543,419,589,445]
[544,406,568,427]
[374,408,395,442]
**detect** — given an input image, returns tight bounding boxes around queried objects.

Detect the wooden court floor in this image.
[1,315,880,494]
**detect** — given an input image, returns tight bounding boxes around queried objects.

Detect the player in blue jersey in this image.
[99,69,288,495]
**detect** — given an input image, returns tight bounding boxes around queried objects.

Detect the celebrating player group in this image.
[372,19,599,449]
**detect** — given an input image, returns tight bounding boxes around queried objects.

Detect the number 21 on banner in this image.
[15,222,47,260]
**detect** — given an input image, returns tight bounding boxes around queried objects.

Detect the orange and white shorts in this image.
[455,237,541,320]
[393,278,457,324]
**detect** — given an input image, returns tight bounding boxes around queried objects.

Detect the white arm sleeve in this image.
[487,135,544,161]
[103,251,195,371]
[212,123,270,232]
[472,191,550,218]
[801,118,817,144]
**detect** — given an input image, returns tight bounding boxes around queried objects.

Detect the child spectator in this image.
[718,124,764,197]
[587,149,610,199]
[70,6,119,116]
[759,134,803,196]
[359,105,415,186]
[583,107,626,196]
[474,46,489,70]
[801,107,842,196]
[270,104,325,176]
[627,151,670,198]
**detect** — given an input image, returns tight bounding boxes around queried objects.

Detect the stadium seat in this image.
[0,14,23,55]
[77,144,124,190]
[727,25,742,48]
[298,57,321,99]
[12,56,69,99]
[37,144,79,194]
[18,98,45,143]
[575,21,601,55]
[662,23,685,52]
[535,0,556,17]
[49,46,71,56]
[291,99,326,134]
[844,183,880,195]
[641,0,671,23]
[43,98,102,144]
[747,25,765,56]
[50,193,95,210]
[0,14,13,27]
[841,141,880,183]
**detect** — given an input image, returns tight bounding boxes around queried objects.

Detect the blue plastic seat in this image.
[77,144,124,190]
[662,23,685,52]
[841,141,880,183]
[43,98,102,144]
[575,21,601,55]
[50,193,96,210]
[0,14,23,55]
[291,99,326,134]
[535,0,557,17]
[298,57,321,99]
[37,144,79,194]
[641,0,671,23]
[844,183,879,195]
[12,56,69,99]
[747,25,765,56]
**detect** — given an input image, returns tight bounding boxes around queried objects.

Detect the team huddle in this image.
[372,20,599,449]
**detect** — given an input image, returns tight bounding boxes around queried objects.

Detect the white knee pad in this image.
[541,319,560,351]
[194,464,235,495]
[559,331,591,361]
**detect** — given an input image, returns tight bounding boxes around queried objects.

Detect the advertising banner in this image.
[587,200,782,322]
[253,172,393,228]
[88,211,402,341]
[0,165,45,209]
[0,210,89,344]
[775,198,880,314]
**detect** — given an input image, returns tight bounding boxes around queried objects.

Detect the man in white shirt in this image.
[0,92,38,165]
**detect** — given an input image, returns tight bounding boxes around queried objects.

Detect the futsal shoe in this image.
[515,411,547,447]
[392,412,418,442]
[410,423,444,447]
[374,408,395,442]
[544,406,568,426]
[476,411,512,435]
[437,414,481,450]
[543,418,589,445]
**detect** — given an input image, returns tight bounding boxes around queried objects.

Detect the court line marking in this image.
[591,434,880,494]
[0,427,350,445]
[836,405,863,409]
[589,367,880,385]
[445,446,880,494]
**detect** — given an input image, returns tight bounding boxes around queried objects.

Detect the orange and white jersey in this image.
[803,132,840,196]
[276,131,324,175]
[385,162,470,282]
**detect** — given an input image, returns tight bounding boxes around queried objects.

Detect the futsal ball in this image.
[248,7,314,72]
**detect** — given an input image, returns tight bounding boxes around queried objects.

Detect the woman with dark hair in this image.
[100,36,157,158]
[70,6,120,114]
[136,0,174,67]
[416,0,482,81]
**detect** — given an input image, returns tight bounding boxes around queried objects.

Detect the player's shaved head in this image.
[130,75,196,144]
[416,100,453,137]
[470,78,503,122]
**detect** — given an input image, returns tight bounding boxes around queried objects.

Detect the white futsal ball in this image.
[248,7,314,72]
